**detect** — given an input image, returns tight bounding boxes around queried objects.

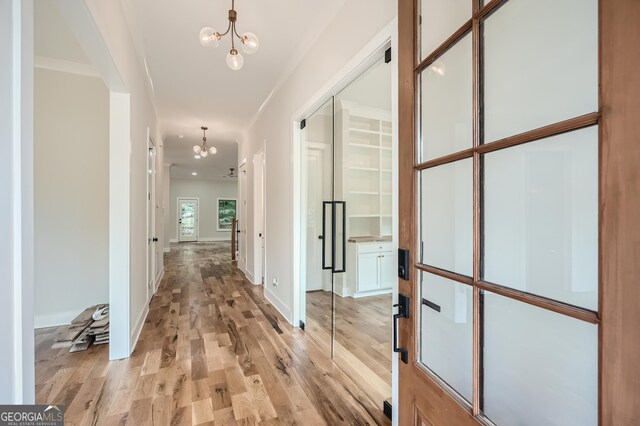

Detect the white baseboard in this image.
[163,246,170,253]
[198,237,232,242]
[264,287,293,325]
[34,310,81,329]
[169,238,178,243]
[353,288,393,298]
[130,303,150,353]
[154,268,165,291]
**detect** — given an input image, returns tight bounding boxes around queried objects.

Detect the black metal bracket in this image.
[385,47,392,63]
[422,298,441,312]
[398,248,409,280]
[393,293,410,364]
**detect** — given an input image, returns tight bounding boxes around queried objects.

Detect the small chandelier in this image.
[199,0,259,71]
[193,127,217,157]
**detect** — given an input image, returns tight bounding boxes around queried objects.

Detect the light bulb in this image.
[199,27,220,47]
[193,145,202,153]
[201,149,209,158]
[240,32,259,54]
[226,49,244,70]
[208,146,217,155]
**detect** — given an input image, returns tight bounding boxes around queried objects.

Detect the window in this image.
[217,198,236,231]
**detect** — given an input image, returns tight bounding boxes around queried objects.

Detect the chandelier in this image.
[199,0,259,71]
[193,127,217,157]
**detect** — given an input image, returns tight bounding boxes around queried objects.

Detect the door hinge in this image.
[385,47,392,63]
[300,119,306,130]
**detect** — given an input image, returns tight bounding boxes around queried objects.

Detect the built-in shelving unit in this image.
[336,101,393,239]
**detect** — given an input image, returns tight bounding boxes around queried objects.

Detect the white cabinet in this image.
[347,241,393,298]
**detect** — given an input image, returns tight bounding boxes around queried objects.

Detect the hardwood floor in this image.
[305,291,392,406]
[35,242,390,425]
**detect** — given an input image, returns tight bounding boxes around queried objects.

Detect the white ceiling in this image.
[120,0,348,171]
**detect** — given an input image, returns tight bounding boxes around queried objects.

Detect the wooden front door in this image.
[397,0,640,424]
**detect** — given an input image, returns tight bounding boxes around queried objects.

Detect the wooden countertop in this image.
[347,236,392,243]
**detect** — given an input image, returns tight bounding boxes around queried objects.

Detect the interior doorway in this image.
[298,46,394,408]
[177,198,199,242]
[238,163,248,271]
[254,149,266,285]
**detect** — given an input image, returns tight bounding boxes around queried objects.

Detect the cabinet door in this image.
[357,252,380,292]
[378,251,394,290]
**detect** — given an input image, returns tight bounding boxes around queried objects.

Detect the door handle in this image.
[393,293,410,364]
[322,201,332,270]
[332,201,347,274]
[152,237,158,242]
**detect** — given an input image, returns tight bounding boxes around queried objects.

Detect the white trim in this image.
[169,238,178,243]
[291,21,396,327]
[198,237,232,242]
[34,55,101,78]
[130,302,149,352]
[176,197,199,242]
[154,267,165,292]
[164,247,170,253]
[264,286,293,324]
[216,197,237,232]
[109,92,131,360]
[34,310,82,329]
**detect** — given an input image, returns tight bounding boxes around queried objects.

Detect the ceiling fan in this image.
[222,168,237,178]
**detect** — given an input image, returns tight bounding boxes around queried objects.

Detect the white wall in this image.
[34,67,109,328]
[169,178,238,242]
[0,0,35,404]
[238,0,397,322]
[82,0,164,357]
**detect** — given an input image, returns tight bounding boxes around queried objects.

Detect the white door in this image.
[147,136,156,301]
[238,164,247,268]
[178,198,198,242]
[254,149,265,284]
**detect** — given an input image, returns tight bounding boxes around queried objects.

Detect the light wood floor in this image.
[35,242,389,425]
[305,291,392,406]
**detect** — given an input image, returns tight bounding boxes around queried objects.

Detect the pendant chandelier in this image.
[193,127,217,157]
[199,0,259,71]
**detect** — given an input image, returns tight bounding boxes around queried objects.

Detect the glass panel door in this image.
[301,98,335,356]
[178,199,198,242]
[408,0,600,424]
[333,55,393,407]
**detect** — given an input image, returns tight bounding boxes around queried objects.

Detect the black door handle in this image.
[152,237,158,242]
[393,293,410,364]
[318,235,324,240]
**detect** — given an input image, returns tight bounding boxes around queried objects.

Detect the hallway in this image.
[34,242,389,425]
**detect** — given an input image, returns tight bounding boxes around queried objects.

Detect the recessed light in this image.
[192,172,198,176]
[194,155,201,159]
[178,135,184,139]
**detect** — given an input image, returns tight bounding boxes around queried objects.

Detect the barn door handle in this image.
[393,293,410,364]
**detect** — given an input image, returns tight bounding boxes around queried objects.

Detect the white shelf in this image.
[350,191,379,195]
[349,166,379,172]
[349,128,380,135]
[349,143,380,149]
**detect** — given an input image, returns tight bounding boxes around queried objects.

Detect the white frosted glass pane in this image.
[421,159,472,276]
[483,127,598,310]
[420,0,471,58]
[484,292,598,426]
[420,273,473,402]
[421,35,472,162]
[483,0,598,142]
